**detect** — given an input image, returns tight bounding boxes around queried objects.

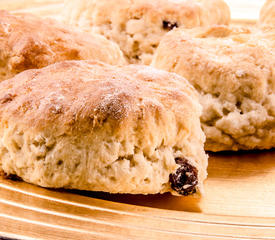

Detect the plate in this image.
[1,151,275,239]
[1,1,275,239]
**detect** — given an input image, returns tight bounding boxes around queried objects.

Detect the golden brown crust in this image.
[259,0,275,27]
[0,60,198,132]
[0,60,207,195]
[0,10,125,81]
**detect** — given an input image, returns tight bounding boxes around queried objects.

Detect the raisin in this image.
[169,157,198,196]
[0,93,16,104]
[162,20,178,31]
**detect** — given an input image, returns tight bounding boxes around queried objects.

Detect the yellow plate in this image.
[1,151,275,239]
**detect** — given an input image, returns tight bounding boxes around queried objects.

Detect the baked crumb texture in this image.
[0,60,207,195]
[152,25,275,151]
[63,0,230,65]
[0,10,125,82]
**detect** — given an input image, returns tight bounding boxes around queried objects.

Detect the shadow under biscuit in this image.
[208,149,275,179]
[69,190,202,213]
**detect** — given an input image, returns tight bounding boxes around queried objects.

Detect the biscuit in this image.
[0,60,207,195]
[63,0,230,65]
[152,25,275,151]
[0,10,125,82]
[258,0,275,45]
[259,0,275,27]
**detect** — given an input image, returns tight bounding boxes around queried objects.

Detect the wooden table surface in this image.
[0,1,275,239]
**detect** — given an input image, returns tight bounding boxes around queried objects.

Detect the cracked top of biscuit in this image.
[63,0,230,64]
[64,0,230,27]
[0,60,200,136]
[0,10,125,81]
[152,25,275,102]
